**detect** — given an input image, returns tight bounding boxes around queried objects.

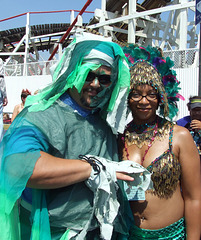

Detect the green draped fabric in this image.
[25,36,130,122]
[0,98,132,239]
[0,33,131,239]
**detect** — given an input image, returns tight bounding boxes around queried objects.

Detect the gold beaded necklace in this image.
[123,117,170,162]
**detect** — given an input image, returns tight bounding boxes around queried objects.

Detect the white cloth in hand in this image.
[82,156,153,240]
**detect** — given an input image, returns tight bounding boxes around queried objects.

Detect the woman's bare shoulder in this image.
[173,124,196,149]
[173,124,191,137]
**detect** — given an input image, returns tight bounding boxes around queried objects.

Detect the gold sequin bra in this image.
[123,118,181,198]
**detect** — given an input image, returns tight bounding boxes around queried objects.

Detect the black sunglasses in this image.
[85,71,111,86]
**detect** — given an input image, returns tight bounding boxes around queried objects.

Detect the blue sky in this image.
[0,0,101,30]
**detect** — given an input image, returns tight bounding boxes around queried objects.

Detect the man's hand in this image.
[3,97,8,106]
[190,119,201,130]
[116,172,134,181]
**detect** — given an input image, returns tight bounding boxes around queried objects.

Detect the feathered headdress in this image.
[123,44,184,120]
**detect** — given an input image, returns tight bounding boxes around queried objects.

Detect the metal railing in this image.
[4,60,58,76]
[163,48,199,69]
[3,48,199,76]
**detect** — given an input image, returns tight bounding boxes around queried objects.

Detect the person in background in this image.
[119,45,201,239]
[11,89,31,122]
[3,112,11,123]
[0,74,8,142]
[0,33,137,240]
[177,96,201,155]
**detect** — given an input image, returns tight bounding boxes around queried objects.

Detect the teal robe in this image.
[0,96,130,239]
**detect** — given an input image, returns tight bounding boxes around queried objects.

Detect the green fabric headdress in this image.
[25,32,130,134]
[123,44,184,120]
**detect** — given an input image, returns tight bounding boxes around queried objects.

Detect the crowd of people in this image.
[0,32,200,240]
[1,88,31,136]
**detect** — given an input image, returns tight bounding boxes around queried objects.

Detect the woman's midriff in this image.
[129,185,184,230]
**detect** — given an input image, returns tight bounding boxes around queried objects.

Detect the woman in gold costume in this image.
[119,45,201,239]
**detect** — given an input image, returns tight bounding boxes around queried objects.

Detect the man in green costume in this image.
[0,33,134,239]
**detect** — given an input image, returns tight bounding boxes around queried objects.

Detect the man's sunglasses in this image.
[85,71,111,86]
